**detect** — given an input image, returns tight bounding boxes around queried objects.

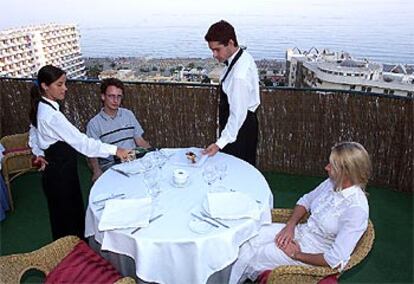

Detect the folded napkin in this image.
[169,148,208,168]
[206,192,261,220]
[92,192,125,206]
[98,198,152,231]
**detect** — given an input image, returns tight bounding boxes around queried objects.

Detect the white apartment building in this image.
[0,24,85,79]
[286,48,413,98]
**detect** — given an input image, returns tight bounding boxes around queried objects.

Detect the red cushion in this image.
[2,147,30,155]
[257,270,272,284]
[45,240,122,284]
[318,274,339,284]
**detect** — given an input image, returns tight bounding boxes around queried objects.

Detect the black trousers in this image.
[220,111,258,166]
[42,141,85,240]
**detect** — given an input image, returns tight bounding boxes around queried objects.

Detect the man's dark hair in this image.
[204,20,238,47]
[100,78,125,94]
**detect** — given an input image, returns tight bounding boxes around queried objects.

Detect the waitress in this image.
[29,65,131,240]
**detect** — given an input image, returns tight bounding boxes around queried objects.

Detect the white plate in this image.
[188,218,212,234]
[169,148,208,168]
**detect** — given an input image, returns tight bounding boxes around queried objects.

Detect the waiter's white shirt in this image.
[29,96,117,158]
[216,48,260,149]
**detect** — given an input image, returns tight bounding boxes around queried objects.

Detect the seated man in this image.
[86,78,150,182]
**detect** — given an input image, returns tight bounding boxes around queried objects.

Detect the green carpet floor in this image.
[1,159,413,283]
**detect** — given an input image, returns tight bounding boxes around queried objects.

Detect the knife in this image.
[191,213,219,228]
[93,193,125,205]
[131,214,163,234]
[110,167,130,177]
[200,211,229,228]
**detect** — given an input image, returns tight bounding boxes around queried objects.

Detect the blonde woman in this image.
[230,142,372,283]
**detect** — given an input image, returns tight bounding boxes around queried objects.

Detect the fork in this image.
[200,211,229,228]
[131,214,163,234]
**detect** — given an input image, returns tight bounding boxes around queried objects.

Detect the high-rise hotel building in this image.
[0,24,85,78]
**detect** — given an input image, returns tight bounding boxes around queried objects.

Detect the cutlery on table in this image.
[131,214,163,234]
[110,167,130,177]
[200,211,229,228]
[93,193,126,205]
[191,213,219,228]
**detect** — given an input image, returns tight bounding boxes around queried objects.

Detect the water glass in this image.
[215,163,228,181]
[141,155,154,172]
[144,168,161,198]
[202,165,217,188]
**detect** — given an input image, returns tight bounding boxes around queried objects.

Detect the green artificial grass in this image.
[1,160,413,283]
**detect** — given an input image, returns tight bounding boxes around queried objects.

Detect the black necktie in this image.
[224,60,229,66]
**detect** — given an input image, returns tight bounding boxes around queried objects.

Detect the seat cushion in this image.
[45,240,122,284]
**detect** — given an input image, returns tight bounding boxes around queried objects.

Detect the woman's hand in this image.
[33,156,48,171]
[280,239,301,259]
[275,223,295,249]
[116,148,133,162]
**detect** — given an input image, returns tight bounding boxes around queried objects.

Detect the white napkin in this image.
[169,147,208,168]
[98,198,152,231]
[206,192,261,220]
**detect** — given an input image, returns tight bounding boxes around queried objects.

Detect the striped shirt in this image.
[86,107,144,170]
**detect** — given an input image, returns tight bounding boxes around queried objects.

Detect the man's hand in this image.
[202,143,220,157]
[91,168,103,183]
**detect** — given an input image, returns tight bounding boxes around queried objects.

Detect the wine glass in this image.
[151,150,167,169]
[202,165,217,191]
[141,155,154,172]
[215,163,228,181]
[144,168,161,198]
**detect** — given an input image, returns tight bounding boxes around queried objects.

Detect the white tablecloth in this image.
[85,148,273,284]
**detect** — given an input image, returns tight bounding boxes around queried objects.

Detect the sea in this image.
[77,0,413,64]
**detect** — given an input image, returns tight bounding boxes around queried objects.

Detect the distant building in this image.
[286,47,413,97]
[0,24,86,78]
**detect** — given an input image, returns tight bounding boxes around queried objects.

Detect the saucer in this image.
[169,177,191,188]
[188,218,212,234]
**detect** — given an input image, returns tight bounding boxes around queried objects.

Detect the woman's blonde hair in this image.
[329,141,372,192]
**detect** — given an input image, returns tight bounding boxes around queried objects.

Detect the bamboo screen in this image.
[0,79,412,192]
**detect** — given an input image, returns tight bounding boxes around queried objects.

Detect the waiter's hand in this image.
[202,143,220,157]
[116,148,133,162]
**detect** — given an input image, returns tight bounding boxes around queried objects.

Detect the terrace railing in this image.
[0,78,412,192]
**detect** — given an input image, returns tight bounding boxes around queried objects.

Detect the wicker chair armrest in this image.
[271,208,309,223]
[0,133,29,149]
[115,276,137,284]
[0,236,80,284]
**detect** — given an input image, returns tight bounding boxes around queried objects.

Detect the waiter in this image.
[202,20,260,166]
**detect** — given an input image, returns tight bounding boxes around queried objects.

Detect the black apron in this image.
[40,99,85,240]
[219,49,258,166]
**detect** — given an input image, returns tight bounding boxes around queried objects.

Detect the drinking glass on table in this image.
[141,155,154,172]
[215,163,228,181]
[202,165,217,190]
[151,150,167,169]
[144,168,161,198]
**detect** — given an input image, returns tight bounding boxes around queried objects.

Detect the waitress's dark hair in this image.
[30,65,65,127]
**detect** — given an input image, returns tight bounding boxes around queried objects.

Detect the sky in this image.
[2,0,412,29]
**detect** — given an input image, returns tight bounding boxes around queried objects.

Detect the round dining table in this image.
[85,148,274,284]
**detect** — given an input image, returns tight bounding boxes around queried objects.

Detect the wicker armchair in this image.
[267,208,375,284]
[0,132,36,210]
[0,235,136,284]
